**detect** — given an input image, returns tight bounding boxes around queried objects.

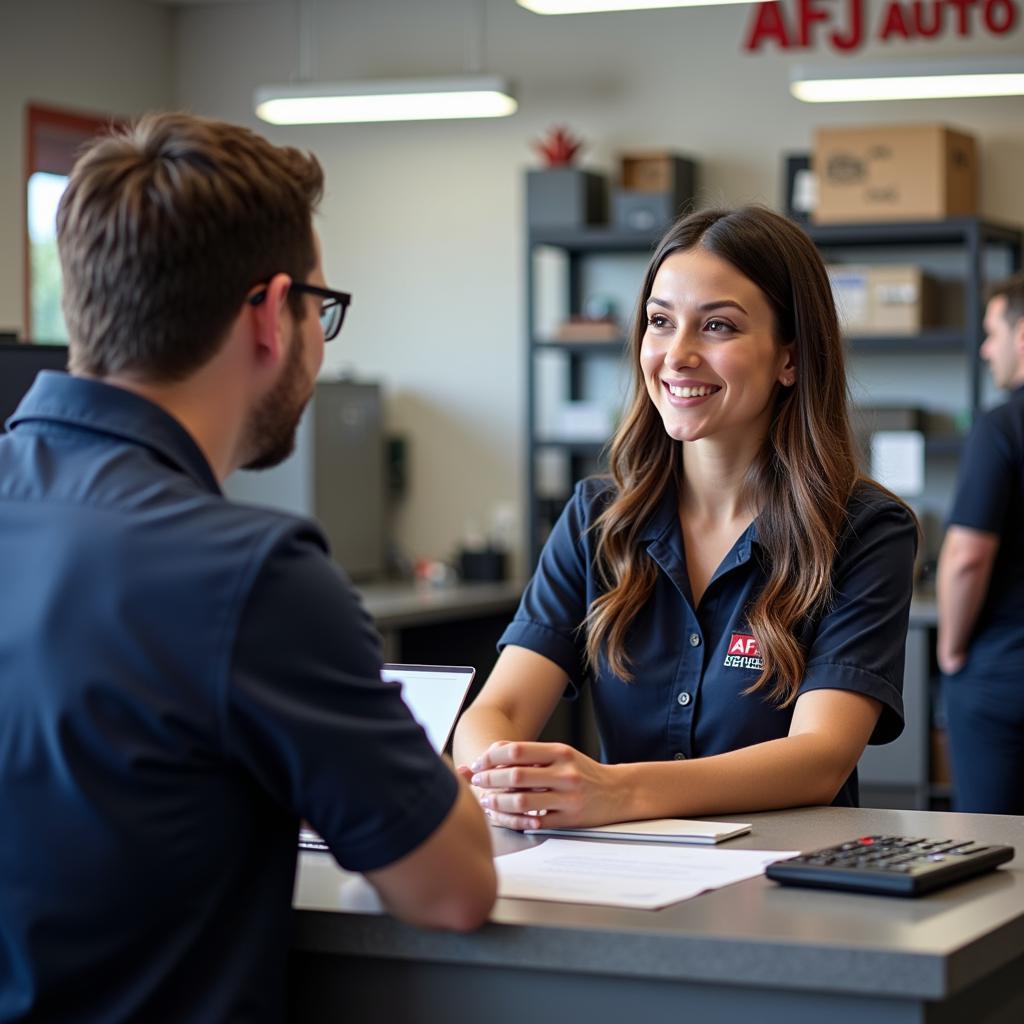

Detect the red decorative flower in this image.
[533,125,584,167]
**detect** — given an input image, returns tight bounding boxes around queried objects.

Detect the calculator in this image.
[766,835,1014,896]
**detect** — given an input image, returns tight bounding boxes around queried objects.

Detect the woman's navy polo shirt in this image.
[500,478,917,806]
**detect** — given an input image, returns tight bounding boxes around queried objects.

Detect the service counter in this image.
[290,806,1024,1024]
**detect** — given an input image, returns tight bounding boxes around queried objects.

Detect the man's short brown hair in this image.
[57,112,324,380]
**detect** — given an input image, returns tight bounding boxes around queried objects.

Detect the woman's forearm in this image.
[452,705,526,769]
[453,646,571,770]
[615,733,853,821]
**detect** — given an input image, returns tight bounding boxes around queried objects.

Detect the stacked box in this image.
[828,264,940,335]
[611,153,696,231]
[814,124,977,223]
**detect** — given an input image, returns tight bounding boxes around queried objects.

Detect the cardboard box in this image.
[827,264,940,335]
[611,152,696,231]
[620,152,694,194]
[814,124,977,223]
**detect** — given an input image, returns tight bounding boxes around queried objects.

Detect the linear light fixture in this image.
[791,60,1024,103]
[254,76,517,125]
[517,0,753,11]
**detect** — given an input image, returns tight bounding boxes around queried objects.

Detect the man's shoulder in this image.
[185,498,338,610]
[206,495,328,552]
[962,394,1024,468]
[979,391,1024,435]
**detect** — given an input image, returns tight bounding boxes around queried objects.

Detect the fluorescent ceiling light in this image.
[518,0,753,11]
[254,76,517,125]
[791,60,1024,103]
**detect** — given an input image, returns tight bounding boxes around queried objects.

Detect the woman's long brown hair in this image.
[584,206,880,705]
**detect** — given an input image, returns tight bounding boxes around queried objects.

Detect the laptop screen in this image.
[381,663,475,753]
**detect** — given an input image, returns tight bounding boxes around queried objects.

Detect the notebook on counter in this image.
[530,818,752,845]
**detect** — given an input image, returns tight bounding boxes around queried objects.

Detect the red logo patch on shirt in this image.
[724,633,763,670]
[728,633,760,657]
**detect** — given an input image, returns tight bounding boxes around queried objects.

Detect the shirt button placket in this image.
[670,624,701,762]
[677,633,698,715]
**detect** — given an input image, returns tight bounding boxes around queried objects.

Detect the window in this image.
[24,104,115,344]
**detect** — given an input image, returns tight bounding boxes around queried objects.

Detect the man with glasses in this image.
[0,112,494,1024]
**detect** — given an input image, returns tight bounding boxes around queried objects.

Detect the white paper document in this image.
[496,839,798,910]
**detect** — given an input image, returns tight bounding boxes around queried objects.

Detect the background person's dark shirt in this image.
[0,372,457,1023]
[947,385,1024,674]
[500,477,916,807]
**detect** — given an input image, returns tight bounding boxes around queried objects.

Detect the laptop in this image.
[299,663,476,853]
[380,663,476,753]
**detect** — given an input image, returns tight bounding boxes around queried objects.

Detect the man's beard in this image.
[241,323,311,471]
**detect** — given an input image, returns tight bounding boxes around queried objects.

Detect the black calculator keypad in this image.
[766,835,1014,896]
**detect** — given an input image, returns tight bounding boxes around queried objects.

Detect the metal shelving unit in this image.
[525,217,1023,570]
[525,224,664,565]
[807,217,1024,417]
[815,219,1023,811]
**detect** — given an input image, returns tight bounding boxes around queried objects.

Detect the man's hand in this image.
[937,648,966,676]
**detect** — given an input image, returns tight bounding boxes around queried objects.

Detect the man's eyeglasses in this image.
[248,283,352,342]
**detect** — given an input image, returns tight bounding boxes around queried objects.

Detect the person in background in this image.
[454,206,917,830]
[937,272,1024,814]
[0,113,494,1024]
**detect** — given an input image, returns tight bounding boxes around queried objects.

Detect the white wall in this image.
[0,0,174,333]
[3,0,1021,572]
[172,0,1024,573]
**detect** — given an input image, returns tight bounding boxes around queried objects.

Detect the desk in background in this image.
[290,806,1024,1024]
[359,580,523,682]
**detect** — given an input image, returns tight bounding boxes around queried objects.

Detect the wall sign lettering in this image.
[743,0,1020,53]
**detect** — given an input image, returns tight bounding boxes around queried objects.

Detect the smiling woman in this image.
[453,206,919,832]
[640,247,792,450]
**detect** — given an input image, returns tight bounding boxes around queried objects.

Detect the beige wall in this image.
[3,0,1022,571]
[0,0,174,334]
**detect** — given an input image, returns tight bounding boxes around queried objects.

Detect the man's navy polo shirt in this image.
[0,372,457,1023]
[500,478,916,806]
[947,385,1024,674]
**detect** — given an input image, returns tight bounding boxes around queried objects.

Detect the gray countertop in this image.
[292,806,1024,1001]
